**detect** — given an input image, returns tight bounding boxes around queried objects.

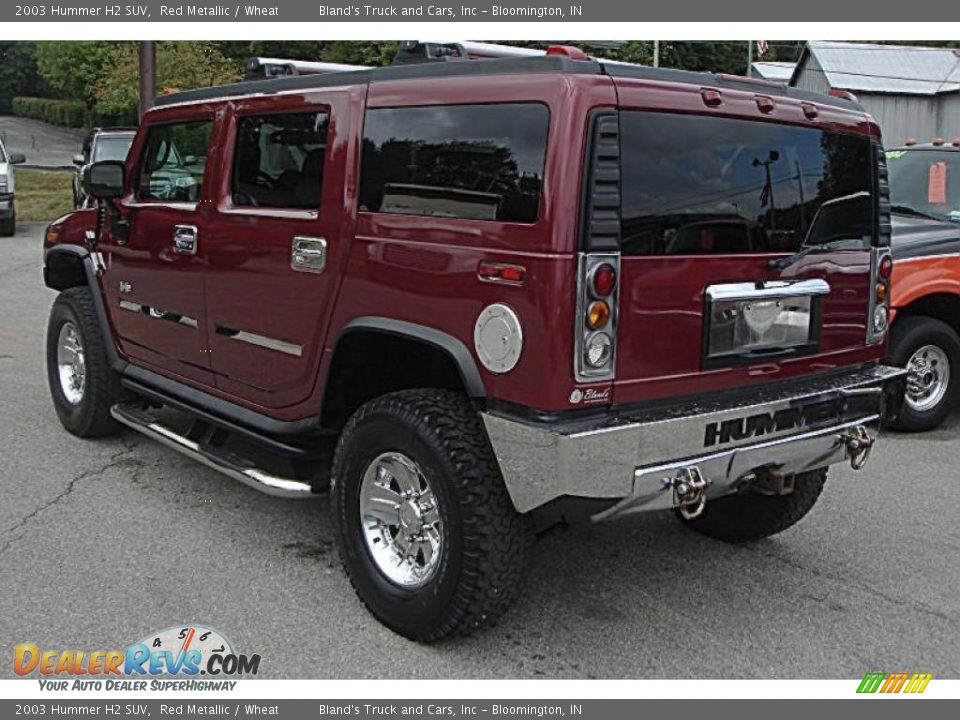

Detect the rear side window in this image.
[360,103,549,223]
[619,111,874,255]
[232,111,329,210]
[137,121,213,202]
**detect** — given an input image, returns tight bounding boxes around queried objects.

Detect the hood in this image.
[890,212,960,260]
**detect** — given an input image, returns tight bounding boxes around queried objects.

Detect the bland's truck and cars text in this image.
[40,42,906,641]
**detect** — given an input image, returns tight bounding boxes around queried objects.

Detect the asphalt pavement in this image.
[0,115,86,168]
[1,223,958,679]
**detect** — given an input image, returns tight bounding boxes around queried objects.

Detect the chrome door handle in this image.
[173,225,198,255]
[291,236,327,273]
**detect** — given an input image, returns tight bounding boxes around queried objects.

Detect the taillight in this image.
[590,263,617,297]
[879,254,893,280]
[575,253,619,381]
[868,248,893,345]
[587,300,610,330]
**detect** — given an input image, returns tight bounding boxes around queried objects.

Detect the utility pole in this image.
[653,40,660,68]
[138,41,156,120]
[746,40,753,77]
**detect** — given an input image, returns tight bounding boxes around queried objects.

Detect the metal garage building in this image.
[790,41,960,146]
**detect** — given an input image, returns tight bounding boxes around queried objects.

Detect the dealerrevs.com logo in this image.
[14,625,260,691]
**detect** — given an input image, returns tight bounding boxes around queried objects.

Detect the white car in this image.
[0,136,26,236]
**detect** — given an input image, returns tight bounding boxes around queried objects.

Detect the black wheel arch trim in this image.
[335,317,487,399]
[44,245,125,374]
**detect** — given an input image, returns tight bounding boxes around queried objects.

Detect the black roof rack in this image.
[154,43,861,113]
[154,55,598,107]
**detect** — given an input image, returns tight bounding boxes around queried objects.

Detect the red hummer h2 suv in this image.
[42,43,906,641]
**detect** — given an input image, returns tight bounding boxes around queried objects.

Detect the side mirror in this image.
[73,154,85,166]
[82,160,125,200]
[9,153,26,165]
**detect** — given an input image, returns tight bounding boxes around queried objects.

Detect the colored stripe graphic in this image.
[857,672,932,694]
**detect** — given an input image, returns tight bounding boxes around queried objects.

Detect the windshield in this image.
[92,134,133,163]
[619,111,875,255]
[887,148,960,221]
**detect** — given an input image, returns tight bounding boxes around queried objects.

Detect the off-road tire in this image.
[0,212,14,237]
[679,468,828,543]
[46,287,126,437]
[331,389,531,642]
[888,316,960,432]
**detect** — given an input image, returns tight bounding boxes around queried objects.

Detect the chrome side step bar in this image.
[110,404,317,499]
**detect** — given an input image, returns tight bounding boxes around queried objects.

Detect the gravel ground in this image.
[1,223,958,679]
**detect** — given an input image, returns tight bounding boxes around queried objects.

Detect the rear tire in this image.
[679,468,828,543]
[888,316,960,432]
[46,287,126,438]
[331,389,530,641]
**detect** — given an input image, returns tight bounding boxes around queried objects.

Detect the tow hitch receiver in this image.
[839,425,874,470]
[663,467,711,520]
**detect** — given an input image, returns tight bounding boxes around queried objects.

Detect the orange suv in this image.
[887,141,960,430]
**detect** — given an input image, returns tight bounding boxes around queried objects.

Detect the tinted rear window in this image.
[359,103,549,223]
[619,111,874,255]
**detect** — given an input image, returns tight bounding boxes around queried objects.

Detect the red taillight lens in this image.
[879,255,893,280]
[592,263,617,297]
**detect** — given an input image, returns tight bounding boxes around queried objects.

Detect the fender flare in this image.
[43,245,125,373]
[333,317,486,399]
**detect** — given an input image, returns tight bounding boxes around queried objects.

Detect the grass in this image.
[14,169,74,223]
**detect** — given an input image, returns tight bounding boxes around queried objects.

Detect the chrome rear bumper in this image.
[482,365,906,518]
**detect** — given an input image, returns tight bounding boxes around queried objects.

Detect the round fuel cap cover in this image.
[474,303,523,374]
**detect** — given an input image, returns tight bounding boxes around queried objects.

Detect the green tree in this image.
[0,42,38,113]
[93,42,241,118]
[35,41,117,105]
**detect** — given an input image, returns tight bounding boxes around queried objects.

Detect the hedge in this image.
[12,97,86,127]
[11,96,136,129]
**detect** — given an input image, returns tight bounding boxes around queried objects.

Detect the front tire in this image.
[331,389,530,642]
[0,211,14,237]
[888,316,960,432]
[46,287,126,438]
[679,468,828,543]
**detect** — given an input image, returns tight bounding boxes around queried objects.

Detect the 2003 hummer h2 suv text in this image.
[42,42,906,641]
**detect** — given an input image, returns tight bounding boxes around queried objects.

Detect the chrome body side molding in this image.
[215,325,303,357]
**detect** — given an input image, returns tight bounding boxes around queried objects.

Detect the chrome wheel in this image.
[359,451,442,588]
[56,322,86,406]
[906,344,951,413]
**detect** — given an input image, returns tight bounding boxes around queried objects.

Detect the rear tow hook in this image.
[839,425,874,470]
[664,467,711,520]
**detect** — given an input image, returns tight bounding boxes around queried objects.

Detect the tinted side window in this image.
[137,121,213,202]
[232,112,329,210]
[360,103,549,223]
[619,111,874,255]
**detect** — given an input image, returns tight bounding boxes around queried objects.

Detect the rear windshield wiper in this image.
[768,238,864,271]
[890,204,952,223]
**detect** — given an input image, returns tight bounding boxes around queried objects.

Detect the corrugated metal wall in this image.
[859,95,941,146]
[793,56,960,146]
